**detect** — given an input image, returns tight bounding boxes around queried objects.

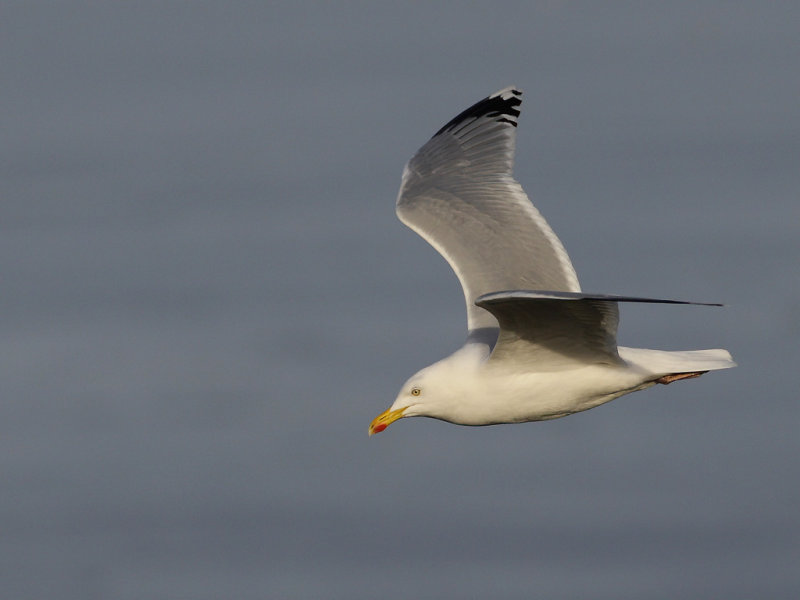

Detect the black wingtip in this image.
[475,290,725,307]
[434,87,523,137]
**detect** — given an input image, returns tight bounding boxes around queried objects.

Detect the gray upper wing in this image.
[396,88,580,332]
[475,290,723,369]
[475,291,623,368]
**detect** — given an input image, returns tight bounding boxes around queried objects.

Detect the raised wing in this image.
[475,290,722,369]
[396,88,580,332]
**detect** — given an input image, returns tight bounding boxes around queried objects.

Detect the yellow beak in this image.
[368,406,407,436]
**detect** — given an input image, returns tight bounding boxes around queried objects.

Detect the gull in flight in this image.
[369,87,734,435]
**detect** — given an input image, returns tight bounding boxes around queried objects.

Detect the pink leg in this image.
[655,371,708,385]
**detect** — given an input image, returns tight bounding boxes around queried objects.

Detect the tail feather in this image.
[618,347,736,376]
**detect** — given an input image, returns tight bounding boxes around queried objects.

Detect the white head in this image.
[368,352,478,435]
[368,368,432,435]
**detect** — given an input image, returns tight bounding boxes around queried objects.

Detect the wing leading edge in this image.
[396,88,580,332]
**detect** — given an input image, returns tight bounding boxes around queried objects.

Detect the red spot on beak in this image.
[372,423,387,434]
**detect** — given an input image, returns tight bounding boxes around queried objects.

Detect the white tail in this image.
[618,347,736,376]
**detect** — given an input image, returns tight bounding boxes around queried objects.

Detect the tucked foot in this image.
[655,371,708,385]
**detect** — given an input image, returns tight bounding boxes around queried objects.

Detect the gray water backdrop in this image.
[2,3,798,598]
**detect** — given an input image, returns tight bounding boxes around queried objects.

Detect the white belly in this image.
[436,362,655,426]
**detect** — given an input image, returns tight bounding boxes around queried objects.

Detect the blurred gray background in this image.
[2,2,798,599]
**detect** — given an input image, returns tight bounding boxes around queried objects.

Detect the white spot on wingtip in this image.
[490,86,523,100]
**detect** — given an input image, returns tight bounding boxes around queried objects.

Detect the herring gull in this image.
[369,87,735,435]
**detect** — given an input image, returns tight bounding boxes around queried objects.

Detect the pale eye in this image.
[411,387,421,397]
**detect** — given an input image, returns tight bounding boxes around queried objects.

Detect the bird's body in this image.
[398,342,732,428]
[369,87,735,435]
[400,346,649,426]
